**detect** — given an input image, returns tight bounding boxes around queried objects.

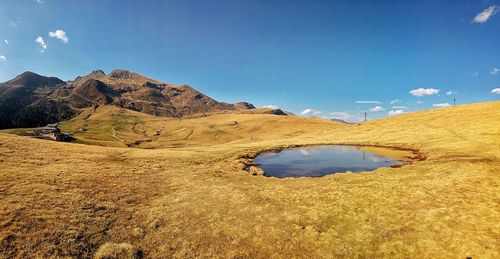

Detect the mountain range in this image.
[0,70,286,129]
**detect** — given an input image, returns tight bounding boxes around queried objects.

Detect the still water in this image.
[253,145,404,178]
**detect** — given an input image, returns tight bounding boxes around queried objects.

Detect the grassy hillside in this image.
[0,101,499,258]
[56,105,346,148]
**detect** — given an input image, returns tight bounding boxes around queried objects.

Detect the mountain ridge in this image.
[0,70,286,129]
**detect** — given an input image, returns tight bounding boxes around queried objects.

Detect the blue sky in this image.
[0,0,499,122]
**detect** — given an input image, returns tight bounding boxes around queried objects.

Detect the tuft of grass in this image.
[94,242,136,259]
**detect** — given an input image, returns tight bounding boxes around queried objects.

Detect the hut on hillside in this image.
[31,123,73,141]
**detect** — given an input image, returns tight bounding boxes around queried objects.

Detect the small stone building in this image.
[32,123,73,141]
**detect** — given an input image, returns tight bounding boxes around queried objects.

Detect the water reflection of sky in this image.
[253,145,400,178]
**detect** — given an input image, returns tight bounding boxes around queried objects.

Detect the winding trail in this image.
[111,127,126,142]
[184,129,194,140]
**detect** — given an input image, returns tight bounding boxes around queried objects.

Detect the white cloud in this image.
[446,90,457,95]
[36,37,49,52]
[36,0,44,4]
[490,68,500,75]
[301,109,322,116]
[471,71,479,77]
[392,106,408,109]
[4,40,8,45]
[472,6,499,24]
[390,99,399,105]
[433,103,450,107]
[9,20,19,27]
[262,105,278,109]
[416,100,424,104]
[35,36,47,52]
[388,110,404,116]
[491,88,500,94]
[409,88,439,97]
[355,100,381,104]
[0,56,6,61]
[369,106,385,112]
[48,30,69,43]
[330,112,362,123]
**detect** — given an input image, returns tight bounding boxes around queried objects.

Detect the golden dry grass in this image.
[94,242,136,259]
[0,101,499,258]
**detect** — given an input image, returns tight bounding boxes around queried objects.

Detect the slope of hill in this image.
[49,105,342,148]
[0,70,271,129]
[0,101,499,258]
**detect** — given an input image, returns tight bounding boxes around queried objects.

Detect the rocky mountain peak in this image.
[109,69,133,79]
[4,71,65,88]
[89,70,106,77]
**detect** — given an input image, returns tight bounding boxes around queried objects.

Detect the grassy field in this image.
[0,101,499,258]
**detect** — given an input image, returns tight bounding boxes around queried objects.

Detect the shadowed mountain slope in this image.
[0,72,70,129]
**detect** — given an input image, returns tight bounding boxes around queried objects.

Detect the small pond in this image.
[253,145,413,178]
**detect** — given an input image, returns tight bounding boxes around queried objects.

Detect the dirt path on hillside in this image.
[111,127,126,142]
